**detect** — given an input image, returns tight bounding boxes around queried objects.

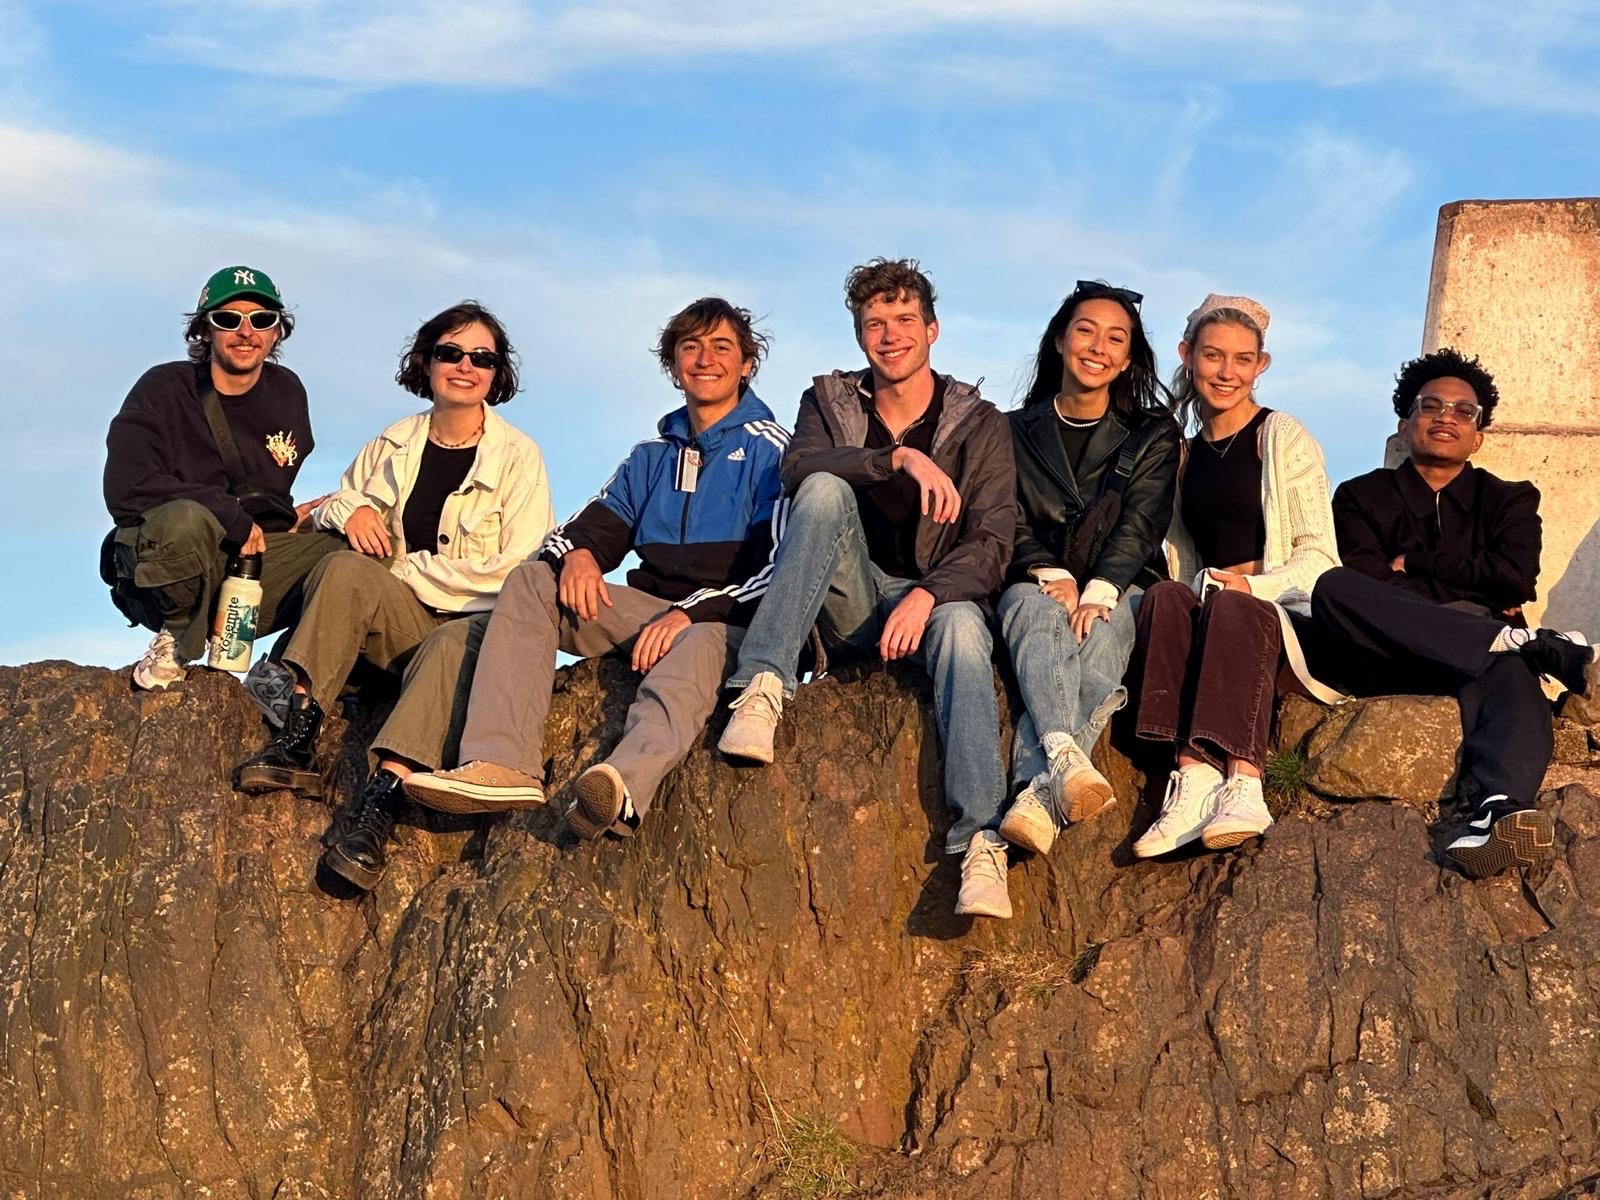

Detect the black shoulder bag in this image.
[199,387,299,532]
[1063,439,1142,582]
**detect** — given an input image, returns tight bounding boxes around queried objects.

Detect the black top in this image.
[858,375,946,580]
[1182,407,1271,569]
[1332,459,1541,615]
[402,440,478,554]
[1054,413,1103,480]
[104,361,314,546]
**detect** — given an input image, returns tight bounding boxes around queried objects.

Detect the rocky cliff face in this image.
[3,659,1599,1199]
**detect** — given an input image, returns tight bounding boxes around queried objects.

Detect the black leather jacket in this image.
[1006,402,1181,592]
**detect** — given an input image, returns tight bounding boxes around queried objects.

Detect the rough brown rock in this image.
[1302,694,1461,807]
[2,660,1599,1199]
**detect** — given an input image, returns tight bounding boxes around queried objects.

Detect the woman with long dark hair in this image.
[232,301,556,890]
[995,281,1181,856]
[1129,294,1340,859]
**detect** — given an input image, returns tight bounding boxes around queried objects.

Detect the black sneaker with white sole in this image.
[1444,794,1556,879]
[1518,629,1596,695]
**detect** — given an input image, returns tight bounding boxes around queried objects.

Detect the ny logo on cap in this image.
[233,269,257,286]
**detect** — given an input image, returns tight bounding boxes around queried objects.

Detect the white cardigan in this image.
[1167,410,1345,702]
[312,408,557,613]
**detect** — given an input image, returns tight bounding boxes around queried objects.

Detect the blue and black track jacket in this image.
[540,391,790,625]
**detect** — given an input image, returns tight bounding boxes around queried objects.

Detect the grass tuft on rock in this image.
[773,1115,859,1198]
[1264,748,1310,808]
[1068,939,1104,985]
[963,949,1071,1000]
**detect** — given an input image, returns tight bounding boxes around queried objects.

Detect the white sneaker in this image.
[1041,730,1115,823]
[1132,763,1224,858]
[243,657,296,728]
[132,629,187,691]
[1201,776,1274,850]
[998,776,1057,855]
[955,830,1011,919]
[717,671,785,764]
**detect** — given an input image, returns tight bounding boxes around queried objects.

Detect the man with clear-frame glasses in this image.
[1296,348,1596,879]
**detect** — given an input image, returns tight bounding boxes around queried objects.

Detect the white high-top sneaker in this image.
[1133,763,1224,858]
[1201,775,1274,850]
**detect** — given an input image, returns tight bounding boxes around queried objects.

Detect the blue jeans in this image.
[730,473,1005,853]
[998,580,1140,790]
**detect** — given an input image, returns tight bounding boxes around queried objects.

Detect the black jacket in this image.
[783,369,1016,605]
[1006,402,1181,592]
[1331,459,1540,614]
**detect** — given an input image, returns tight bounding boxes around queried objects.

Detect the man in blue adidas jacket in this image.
[405,298,787,838]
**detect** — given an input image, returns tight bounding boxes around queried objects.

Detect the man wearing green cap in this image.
[102,265,343,689]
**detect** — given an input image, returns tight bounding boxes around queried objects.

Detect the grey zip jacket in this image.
[781,368,1016,605]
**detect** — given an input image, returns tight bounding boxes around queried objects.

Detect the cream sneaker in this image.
[1133,763,1224,858]
[717,671,785,764]
[998,776,1058,855]
[955,830,1012,919]
[1041,730,1116,822]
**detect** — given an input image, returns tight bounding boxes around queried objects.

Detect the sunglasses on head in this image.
[206,309,281,332]
[431,343,501,371]
[1074,280,1144,310]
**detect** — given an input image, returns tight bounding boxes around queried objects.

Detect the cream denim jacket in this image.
[312,408,556,612]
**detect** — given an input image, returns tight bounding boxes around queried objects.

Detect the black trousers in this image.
[1305,567,1552,805]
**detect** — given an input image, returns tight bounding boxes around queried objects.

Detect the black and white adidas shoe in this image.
[1444,794,1555,879]
[1515,628,1596,695]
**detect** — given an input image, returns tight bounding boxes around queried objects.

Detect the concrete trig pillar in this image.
[1389,198,1600,630]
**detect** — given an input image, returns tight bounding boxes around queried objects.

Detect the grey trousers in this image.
[460,558,743,814]
[280,551,487,773]
[106,499,345,661]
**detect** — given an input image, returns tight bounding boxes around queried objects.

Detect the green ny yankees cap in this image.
[197,265,284,312]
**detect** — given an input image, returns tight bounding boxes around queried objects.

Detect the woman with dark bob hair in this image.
[233,300,556,891]
[993,281,1181,857]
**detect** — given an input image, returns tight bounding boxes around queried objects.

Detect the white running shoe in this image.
[243,657,296,728]
[1133,763,1224,858]
[717,671,785,764]
[1041,730,1116,823]
[131,629,186,691]
[1201,775,1274,850]
[955,830,1012,919]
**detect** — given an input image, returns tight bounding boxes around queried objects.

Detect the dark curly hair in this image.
[1392,347,1499,427]
[844,257,937,337]
[396,301,519,407]
[184,308,295,365]
[655,297,769,395]
[1021,280,1172,419]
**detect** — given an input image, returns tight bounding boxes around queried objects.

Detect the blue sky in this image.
[3,0,1598,666]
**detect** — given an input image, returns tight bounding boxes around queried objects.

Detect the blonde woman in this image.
[1129,294,1339,858]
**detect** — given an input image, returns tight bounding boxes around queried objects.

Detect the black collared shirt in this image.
[858,375,946,579]
[1331,459,1541,613]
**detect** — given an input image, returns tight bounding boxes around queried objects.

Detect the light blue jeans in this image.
[998,580,1140,791]
[729,472,1005,853]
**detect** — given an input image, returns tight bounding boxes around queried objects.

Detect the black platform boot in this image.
[235,692,324,795]
[322,769,405,891]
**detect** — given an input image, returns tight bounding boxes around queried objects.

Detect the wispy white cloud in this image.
[126,0,1600,114]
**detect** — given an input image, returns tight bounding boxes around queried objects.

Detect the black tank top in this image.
[1181,407,1271,569]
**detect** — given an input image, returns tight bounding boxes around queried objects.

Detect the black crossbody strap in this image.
[1103,438,1141,497]
[199,386,250,490]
